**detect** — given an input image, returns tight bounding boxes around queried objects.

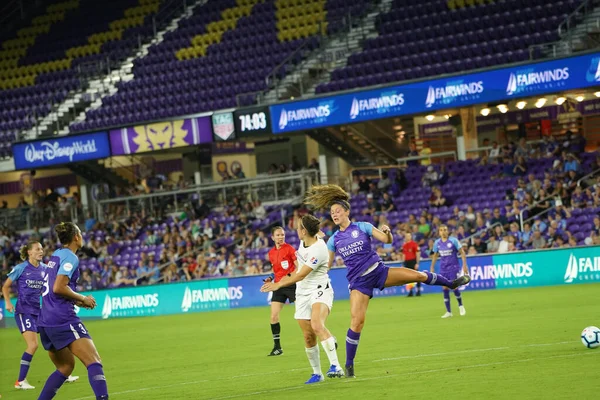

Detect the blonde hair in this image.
[304,184,350,211]
[19,241,40,261]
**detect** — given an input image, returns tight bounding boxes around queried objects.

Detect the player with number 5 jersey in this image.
[261,215,344,384]
[37,222,109,400]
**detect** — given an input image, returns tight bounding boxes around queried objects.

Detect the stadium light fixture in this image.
[393,125,403,130]
[576,95,585,102]
[497,104,508,114]
[444,114,451,119]
[425,115,435,121]
[595,91,600,98]
[535,98,547,108]
[516,101,527,109]
[480,108,491,116]
[555,97,566,105]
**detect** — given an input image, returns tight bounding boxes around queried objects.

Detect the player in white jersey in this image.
[261,215,344,383]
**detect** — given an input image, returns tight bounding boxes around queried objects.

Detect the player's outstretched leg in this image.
[441,288,452,318]
[454,289,466,316]
[384,267,470,290]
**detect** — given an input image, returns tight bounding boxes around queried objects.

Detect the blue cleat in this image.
[305,374,324,384]
[326,365,344,378]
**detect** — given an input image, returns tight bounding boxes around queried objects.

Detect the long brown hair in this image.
[19,241,40,261]
[304,184,350,211]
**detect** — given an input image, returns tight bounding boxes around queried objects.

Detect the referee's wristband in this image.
[266,273,275,281]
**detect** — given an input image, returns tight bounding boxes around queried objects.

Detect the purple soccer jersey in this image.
[327,222,381,285]
[7,261,47,316]
[433,237,463,277]
[38,248,81,327]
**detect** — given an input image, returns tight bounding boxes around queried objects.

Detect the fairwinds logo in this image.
[585,57,600,82]
[181,287,193,312]
[425,81,483,108]
[349,93,404,120]
[101,294,112,319]
[101,293,159,319]
[506,68,569,96]
[181,286,243,312]
[564,253,600,283]
[278,108,288,130]
[277,103,332,130]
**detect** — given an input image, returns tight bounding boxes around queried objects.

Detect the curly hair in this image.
[304,184,350,211]
[55,222,79,245]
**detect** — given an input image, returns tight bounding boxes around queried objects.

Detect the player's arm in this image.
[260,266,312,292]
[1,277,14,313]
[415,247,421,270]
[54,275,96,309]
[372,225,393,244]
[328,251,335,269]
[429,253,438,272]
[458,246,469,275]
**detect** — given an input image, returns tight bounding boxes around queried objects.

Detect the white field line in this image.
[71,340,585,399]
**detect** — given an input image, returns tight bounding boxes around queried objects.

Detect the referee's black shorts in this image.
[272,283,296,304]
[404,259,417,270]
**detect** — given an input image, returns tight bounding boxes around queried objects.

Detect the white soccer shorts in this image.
[294,285,334,320]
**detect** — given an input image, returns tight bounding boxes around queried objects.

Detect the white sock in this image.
[321,337,340,368]
[305,345,321,375]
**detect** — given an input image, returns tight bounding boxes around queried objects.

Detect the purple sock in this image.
[423,270,454,287]
[18,352,33,381]
[87,362,108,399]
[345,328,361,367]
[38,370,68,400]
[454,289,463,306]
[443,289,451,313]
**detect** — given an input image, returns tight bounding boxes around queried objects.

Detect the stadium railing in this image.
[348,150,457,180]
[96,169,319,222]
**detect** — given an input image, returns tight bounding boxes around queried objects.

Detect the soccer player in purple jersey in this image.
[304,185,471,378]
[37,222,109,400]
[430,225,469,318]
[2,241,47,390]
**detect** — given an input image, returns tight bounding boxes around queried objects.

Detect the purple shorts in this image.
[440,266,461,280]
[39,322,92,351]
[349,263,389,298]
[15,313,38,334]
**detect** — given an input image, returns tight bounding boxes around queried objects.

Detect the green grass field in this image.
[1,284,599,399]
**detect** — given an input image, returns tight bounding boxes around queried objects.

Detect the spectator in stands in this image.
[487,235,500,253]
[381,192,396,212]
[358,174,370,194]
[473,235,487,254]
[436,164,449,186]
[377,172,391,191]
[290,156,302,172]
[422,166,438,187]
[514,138,532,160]
[568,131,586,154]
[513,156,528,176]
[521,222,533,244]
[308,158,319,171]
[428,187,446,207]
[528,230,546,249]
[390,169,408,196]
[363,194,381,215]
[420,141,432,166]
[406,142,419,166]
[489,141,500,163]
[563,153,582,174]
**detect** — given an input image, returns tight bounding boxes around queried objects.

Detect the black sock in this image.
[271,323,281,349]
[417,282,422,290]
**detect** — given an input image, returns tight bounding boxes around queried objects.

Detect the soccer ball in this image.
[581,326,600,349]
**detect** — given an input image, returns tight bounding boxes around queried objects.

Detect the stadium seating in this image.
[69,0,370,132]
[316,0,581,94]
[0,0,176,157]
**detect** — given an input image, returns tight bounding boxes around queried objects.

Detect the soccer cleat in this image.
[305,374,324,384]
[15,379,35,390]
[66,375,80,383]
[450,275,471,289]
[459,305,466,316]
[326,365,344,378]
[345,364,356,378]
[268,347,283,356]
[441,312,453,318]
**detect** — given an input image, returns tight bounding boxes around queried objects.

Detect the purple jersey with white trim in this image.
[7,261,47,316]
[433,237,462,271]
[327,222,381,285]
[38,248,81,327]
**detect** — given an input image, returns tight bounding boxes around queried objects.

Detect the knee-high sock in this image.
[87,362,108,400]
[270,323,281,348]
[443,288,451,313]
[345,329,361,367]
[18,352,33,381]
[454,289,463,306]
[305,345,322,375]
[424,270,454,287]
[38,370,68,400]
[321,336,340,368]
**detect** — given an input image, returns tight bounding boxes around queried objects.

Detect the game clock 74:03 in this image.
[234,106,272,136]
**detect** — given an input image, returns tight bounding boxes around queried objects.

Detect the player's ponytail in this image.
[304,184,350,211]
[19,240,39,261]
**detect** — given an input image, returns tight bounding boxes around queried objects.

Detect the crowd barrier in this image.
[1,246,599,326]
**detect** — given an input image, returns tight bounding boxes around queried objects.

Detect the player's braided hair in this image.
[19,240,40,261]
[55,222,78,245]
[304,184,350,211]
